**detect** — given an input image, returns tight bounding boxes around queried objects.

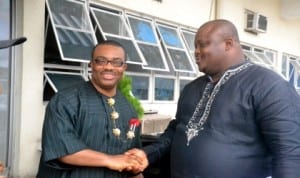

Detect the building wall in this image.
[13,0,300,177]
[96,0,213,28]
[14,0,45,177]
[217,0,300,57]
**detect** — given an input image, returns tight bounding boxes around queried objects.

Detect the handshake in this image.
[106,148,149,175]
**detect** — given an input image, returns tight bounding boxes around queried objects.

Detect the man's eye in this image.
[112,61,123,65]
[93,58,124,67]
[94,58,106,64]
[199,42,209,48]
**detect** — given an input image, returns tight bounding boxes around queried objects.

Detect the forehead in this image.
[93,44,125,58]
[195,26,223,43]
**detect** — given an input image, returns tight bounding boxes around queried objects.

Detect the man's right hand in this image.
[125,148,149,174]
[105,154,142,172]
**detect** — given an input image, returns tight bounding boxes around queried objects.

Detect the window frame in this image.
[126,13,169,71]
[153,75,176,103]
[179,28,198,73]
[126,72,151,102]
[241,43,277,70]
[288,56,300,89]
[44,1,201,105]
[46,0,97,63]
[89,5,147,65]
[155,21,196,73]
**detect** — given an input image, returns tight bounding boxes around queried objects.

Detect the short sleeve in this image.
[41,94,88,169]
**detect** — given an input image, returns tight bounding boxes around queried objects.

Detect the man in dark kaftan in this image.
[127,19,300,178]
[37,40,143,178]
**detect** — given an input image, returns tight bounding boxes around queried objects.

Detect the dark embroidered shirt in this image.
[144,62,300,178]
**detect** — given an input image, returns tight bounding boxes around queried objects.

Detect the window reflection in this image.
[155,77,175,101]
[129,75,149,100]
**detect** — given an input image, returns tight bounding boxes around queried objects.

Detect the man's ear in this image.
[224,38,234,51]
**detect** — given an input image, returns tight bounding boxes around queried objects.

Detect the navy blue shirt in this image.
[144,62,300,178]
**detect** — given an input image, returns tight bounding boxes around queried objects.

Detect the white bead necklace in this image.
[107,98,137,139]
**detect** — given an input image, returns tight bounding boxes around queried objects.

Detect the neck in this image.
[210,58,246,83]
[99,89,117,98]
[90,81,117,97]
[210,72,223,83]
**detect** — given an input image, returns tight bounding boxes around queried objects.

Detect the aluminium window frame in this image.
[253,48,274,66]
[288,56,300,89]
[281,54,290,80]
[125,13,169,71]
[44,1,202,105]
[46,0,97,63]
[242,43,277,69]
[153,74,177,103]
[44,70,86,93]
[179,27,198,73]
[242,44,265,65]
[155,21,196,73]
[243,49,268,67]
[89,5,147,65]
[126,72,151,102]
[242,43,288,79]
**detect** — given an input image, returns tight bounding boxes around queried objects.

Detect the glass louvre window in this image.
[241,45,251,51]
[253,48,273,66]
[265,51,274,63]
[243,48,273,69]
[242,45,267,66]
[297,73,300,88]
[90,8,146,65]
[181,29,196,58]
[127,75,150,100]
[156,24,195,73]
[243,50,266,66]
[181,30,195,52]
[289,62,295,85]
[127,15,169,71]
[180,29,197,72]
[46,0,96,62]
[44,72,86,92]
[154,77,175,101]
[281,55,288,78]
[289,58,300,88]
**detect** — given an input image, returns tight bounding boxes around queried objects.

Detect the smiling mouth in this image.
[102,72,115,80]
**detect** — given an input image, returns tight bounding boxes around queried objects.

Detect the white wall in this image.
[14,0,45,177]
[217,0,300,57]
[95,0,213,28]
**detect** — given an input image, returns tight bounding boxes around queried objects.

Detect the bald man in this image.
[127,19,300,178]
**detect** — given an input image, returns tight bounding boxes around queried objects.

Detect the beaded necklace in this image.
[107,97,140,139]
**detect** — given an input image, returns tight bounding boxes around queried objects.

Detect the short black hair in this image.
[91,40,127,60]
